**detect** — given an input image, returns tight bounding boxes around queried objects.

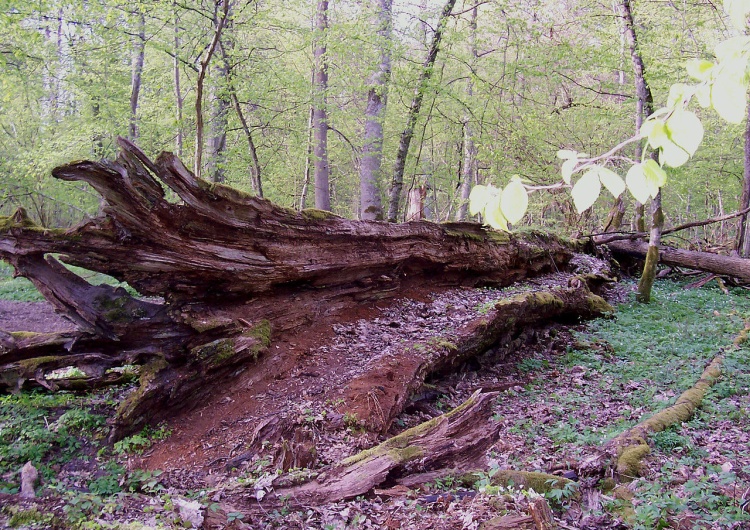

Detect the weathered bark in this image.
[359,0,392,221]
[0,139,602,442]
[129,11,146,142]
[455,5,478,222]
[738,103,750,256]
[313,0,331,211]
[619,0,660,302]
[194,1,229,178]
[172,1,184,157]
[251,390,500,507]
[387,0,457,222]
[607,239,750,281]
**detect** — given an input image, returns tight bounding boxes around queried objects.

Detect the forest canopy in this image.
[0,0,743,245]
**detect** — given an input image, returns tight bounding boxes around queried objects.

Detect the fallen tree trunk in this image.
[0,138,604,444]
[606,239,750,281]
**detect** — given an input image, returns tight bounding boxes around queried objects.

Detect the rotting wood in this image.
[606,239,750,282]
[0,138,605,443]
[228,390,500,510]
[528,495,557,530]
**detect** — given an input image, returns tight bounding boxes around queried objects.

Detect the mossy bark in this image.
[636,192,663,304]
[603,355,722,481]
[233,390,500,510]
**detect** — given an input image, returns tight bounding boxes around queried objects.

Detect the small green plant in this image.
[517,357,548,373]
[545,479,578,509]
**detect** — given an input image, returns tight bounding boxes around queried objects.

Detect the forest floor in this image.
[1,276,750,529]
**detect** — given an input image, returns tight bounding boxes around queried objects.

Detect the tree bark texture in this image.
[194,1,229,178]
[738,103,750,256]
[313,0,331,211]
[359,0,392,221]
[0,138,595,441]
[387,0,457,222]
[129,11,146,142]
[619,0,660,302]
[607,239,750,281]
[455,5,478,222]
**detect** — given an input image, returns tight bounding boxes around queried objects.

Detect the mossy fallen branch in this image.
[605,355,723,480]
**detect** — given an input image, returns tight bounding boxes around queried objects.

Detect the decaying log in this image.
[607,239,750,281]
[0,138,606,442]
[233,390,500,509]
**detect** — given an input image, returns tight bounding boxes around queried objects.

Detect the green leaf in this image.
[724,0,750,31]
[643,159,667,195]
[665,109,703,157]
[556,149,577,160]
[644,120,669,149]
[667,84,692,108]
[571,169,601,213]
[711,72,748,124]
[485,193,509,231]
[715,36,750,61]
[695,83,712,108]
[597,167,625,198]
[469,185,491,217]
[659,142,690,168]
[500,177,528,224]
[686,59,714,81]
[626,164,651,204]
[561,158,577,185]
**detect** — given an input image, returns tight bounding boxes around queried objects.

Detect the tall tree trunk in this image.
[455,4,478,222]
[300,105,315,210]
[619,0,660,303]
[129,11,146,142]
[173,2,184,157]
[386,0,457,222]
[737,104,750,256]
[208,3,233,184]
[194,1,229,179]
[313,0,331,211]
[359,0,393,221]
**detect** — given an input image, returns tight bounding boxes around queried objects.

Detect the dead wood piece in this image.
[20,461,38,499]
[233,390,500,509]
[528,495,557,530]
[587,355,723,481]
[480,515,534,529]
[607,240,750,281]
[684,273,717,290]
[341,283,613,432]
[460,470,574,495]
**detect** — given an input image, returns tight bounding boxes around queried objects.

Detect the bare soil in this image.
[0,300,76,333]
